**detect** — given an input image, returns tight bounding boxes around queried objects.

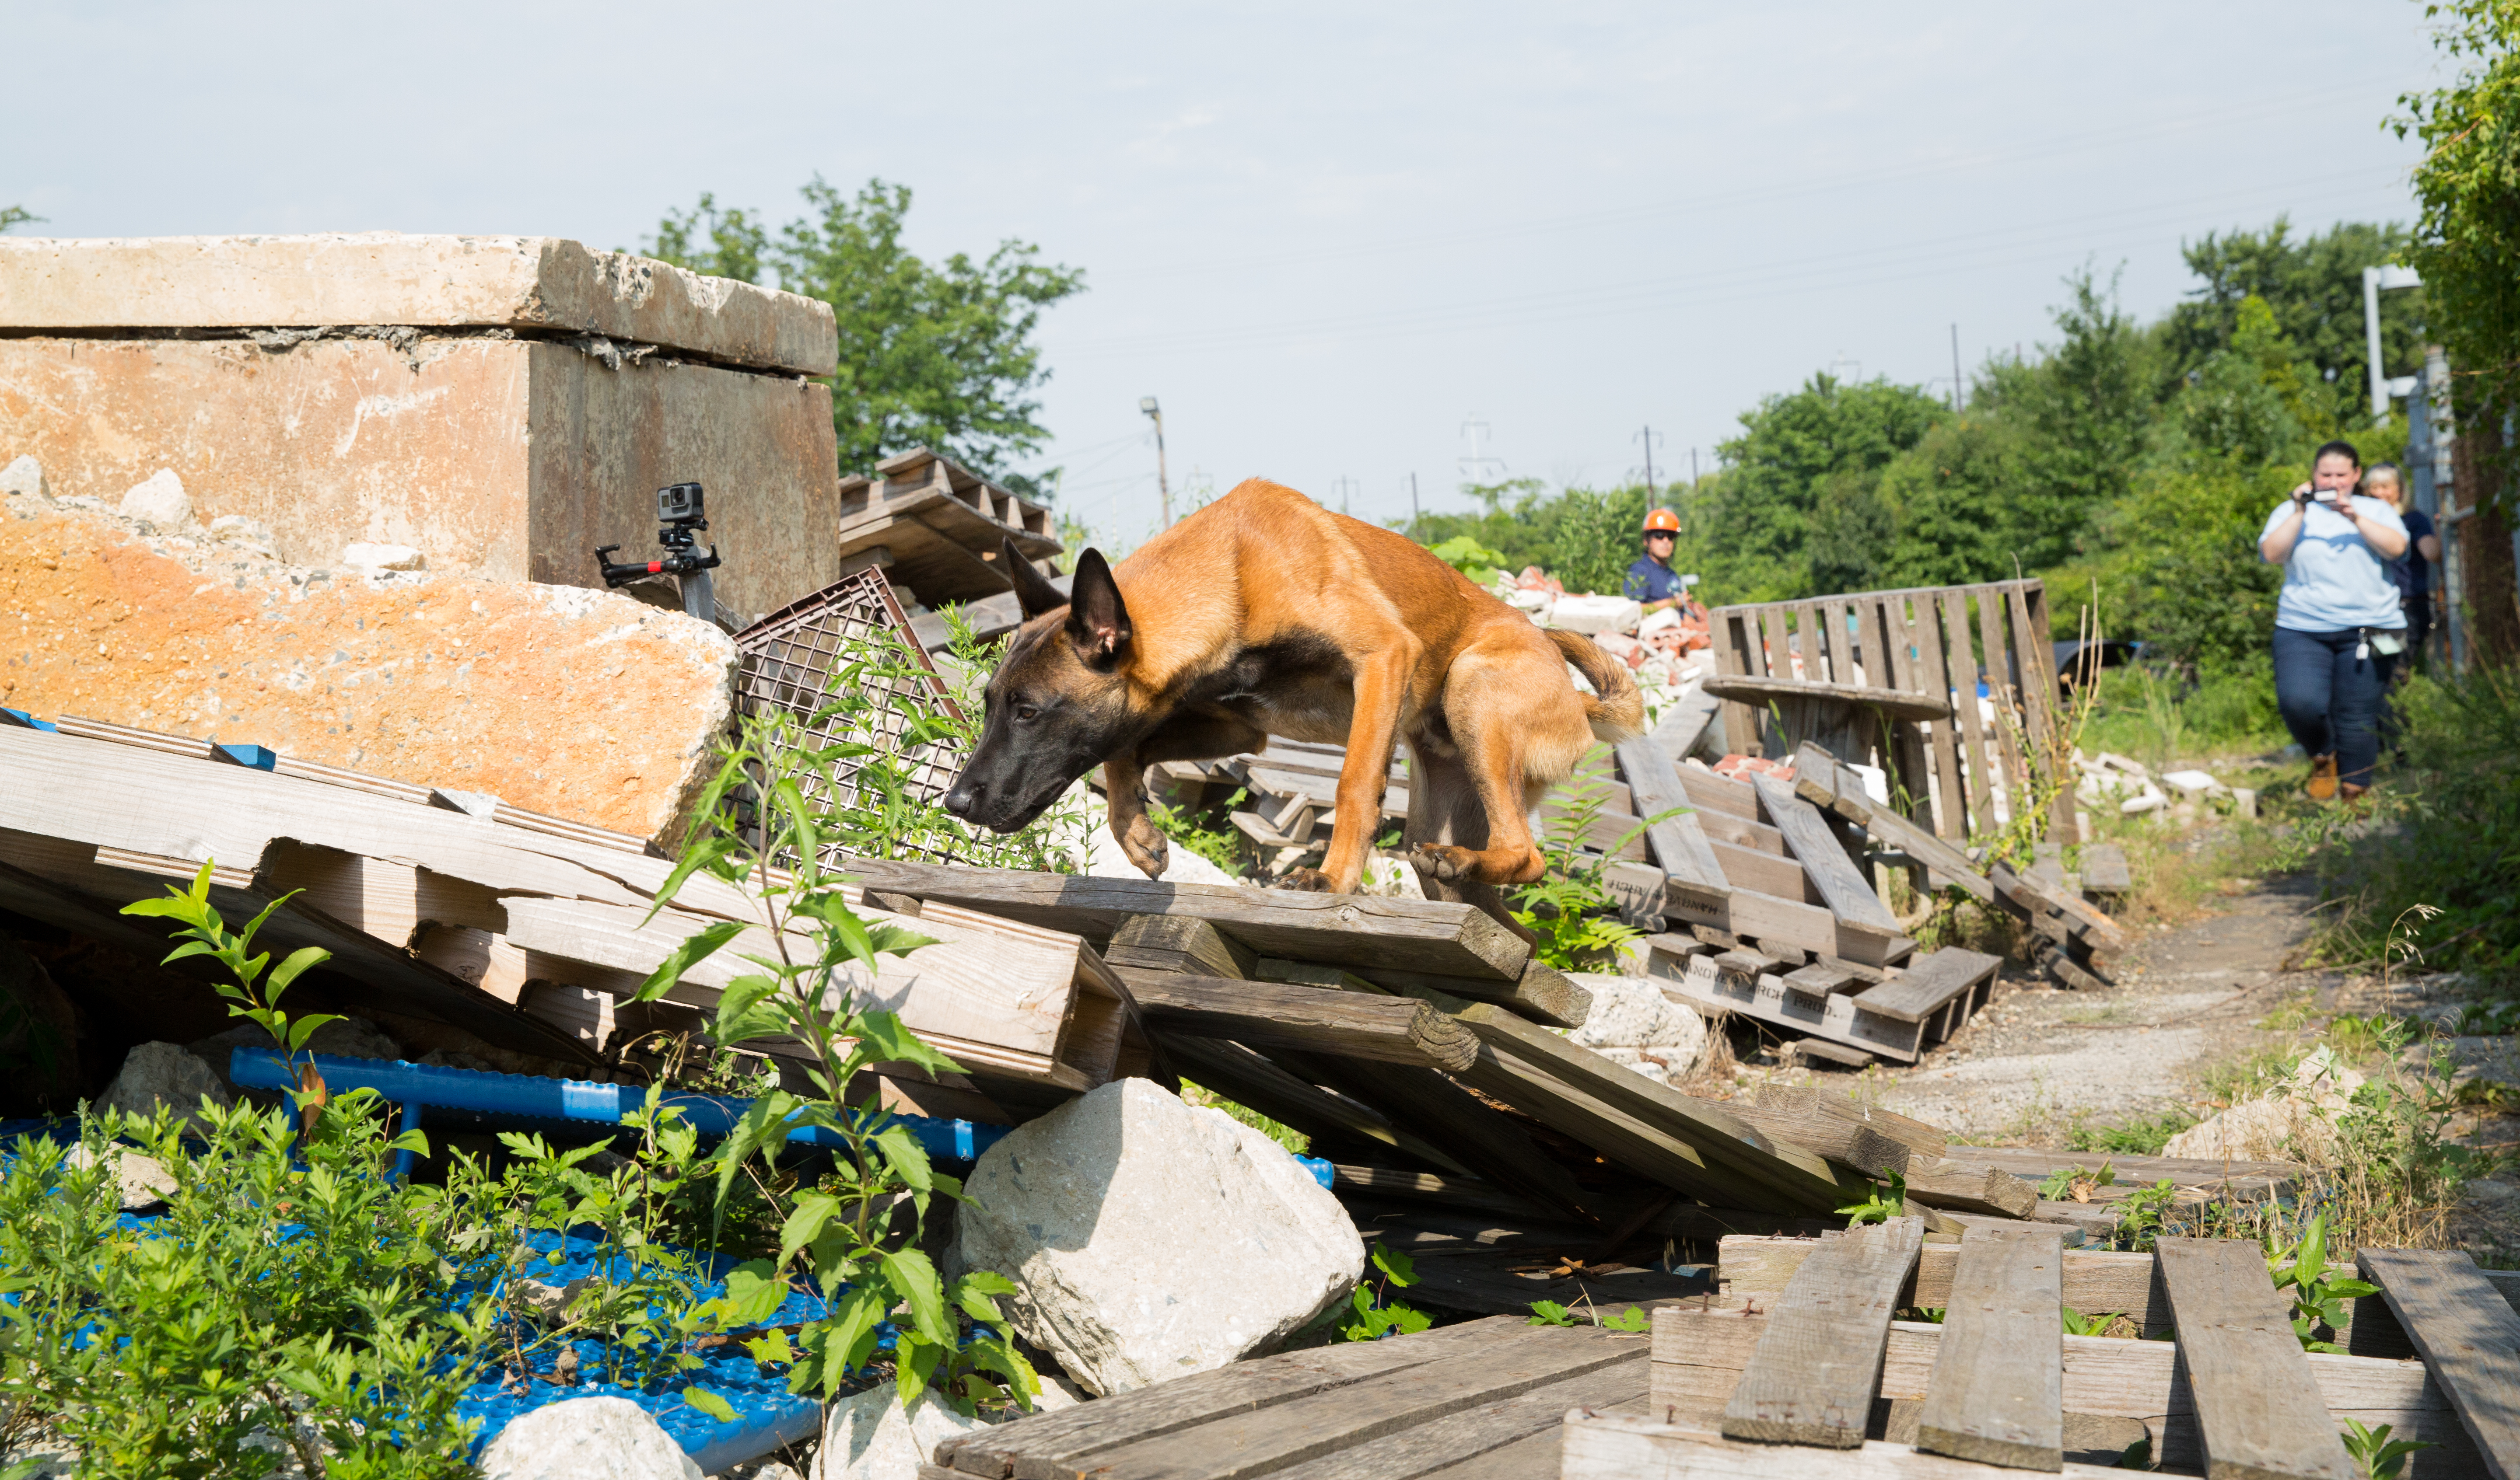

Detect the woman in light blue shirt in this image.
[2257,440,2409,801]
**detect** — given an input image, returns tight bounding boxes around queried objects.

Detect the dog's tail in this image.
[1545,629,1647,743]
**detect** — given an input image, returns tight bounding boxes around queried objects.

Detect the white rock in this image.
[0,455,44,499]
[476,1396,701,1480]
[2093,752,2150,778]
[98,1040,234,1134]
[809,1382,991,1480]
[1590,1045,1674,1085]
[341,541,426,572]
[65,1144,178,1209]
[952,1078,1364,1396]
[1031,1374,1090,1413]
[2118,785,2166,815]
[118,468,192,527]
[1083,822,1236,886]
[2160,769,2225,797]
[1568,975,1712,1058]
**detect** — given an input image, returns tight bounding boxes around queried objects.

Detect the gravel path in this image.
[1852,876,2343,1142]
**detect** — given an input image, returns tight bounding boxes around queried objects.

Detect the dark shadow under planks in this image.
[2359,1248,2520,1480]
[1720,1216,1926,1448]
[1114,968,1480,1071]
[1916,1227,2066,1471]
[2157,1236,2361,1480]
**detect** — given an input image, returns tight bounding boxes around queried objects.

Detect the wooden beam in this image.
[1348,958,1592,1031]
[1722,1217,1926,1448]
[1105,913,1256,980]
[2156,1236,2361,1480]
[1565,1414,2123,1479]
[1851,950,2004,1025]
[1793,743,1995,904]
[1748,769,1902,932]
[1915,1226,2065,1471]
[839,858,1528,981]
[2359,1248,2520,1480]
[1114,968,1478,1071]
[1160,1036,1463,1173]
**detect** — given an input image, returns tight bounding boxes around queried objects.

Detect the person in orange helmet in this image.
[1624,507,1691,613]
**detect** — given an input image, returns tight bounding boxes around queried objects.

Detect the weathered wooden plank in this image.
[1939,1145,2297,1197]
[1164,1037,1465,1173]
[1746,771,1901,932]
[1721,1236,2165,1335]
[1451,1044,1794,1210]
[1908,594,1970,842]
[1701,673,1953,723]
[2081,843,2134,896]
[1851,950,2003,1025]
[1105,913,1258,980]
[1721,1217,1925,1448]
[1662,878,1843,960]
[1902,1160,2042,1220]
[1751,1086,1950,1161]
[1084,1325,1642,1480]
[1348,959,1592,1031]
[1792,743,1995,904]
[935,1316,1535,1476]
[1329,1165,1547,1220]
[1705,838,1816,905]
[1563,1414,2127,1480]
[1615,736,1721,883]
[2156,1236,2361,1480]
[2360,1248,2520,1479]
[1273,1047,1602,1223]
[1916,1227,2065,1471]
[1402,1250,1710,1319]
[1116,969,1478,1071]
[1941,588,2001,836]
[1990,862,2132,953]
[1652,1305,2486,1477]
[838,858,1529,981]
[1673,763,1762,821]
[1259,1357,1650,1479]
[1665,955,1929,1065]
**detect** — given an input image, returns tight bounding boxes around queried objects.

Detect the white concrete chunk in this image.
[118,468,190,527]
[808,1382,991,1480]
[98,1040,233,1135]
[952,1078,1364,1396]
[0,454,42,499]
[476,1396,701,1480]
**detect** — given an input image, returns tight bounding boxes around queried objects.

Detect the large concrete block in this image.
[0,337,841,621]
[0,234,836,375]
[0,481,736,845]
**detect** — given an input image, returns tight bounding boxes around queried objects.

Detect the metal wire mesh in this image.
[729,569,983,867]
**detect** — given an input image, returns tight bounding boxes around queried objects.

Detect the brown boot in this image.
[2307,753,2338,800]
[2340,781,2370,806]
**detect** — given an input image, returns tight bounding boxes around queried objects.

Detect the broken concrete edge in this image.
[0,234,837,377]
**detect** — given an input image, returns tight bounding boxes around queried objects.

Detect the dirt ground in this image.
[1827,875,2342,1143]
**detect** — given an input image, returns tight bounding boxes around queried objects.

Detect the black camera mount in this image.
[596,483,722,621]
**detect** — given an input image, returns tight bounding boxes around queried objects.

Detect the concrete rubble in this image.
[475,1396,704,1480]
[97,1040,233,1135]
[808,1383,991,1480]
[952,1077,1365,1396]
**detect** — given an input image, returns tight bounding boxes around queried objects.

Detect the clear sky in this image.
[3,1,2442,542]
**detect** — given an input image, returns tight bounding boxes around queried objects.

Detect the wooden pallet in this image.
[831,446,1062,608]
[1661,946,1999,1065]
[1577,1224,2520,1478]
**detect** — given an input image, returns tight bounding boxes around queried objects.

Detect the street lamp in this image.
[2364,265,2423,419]
[1140,396,1172,528]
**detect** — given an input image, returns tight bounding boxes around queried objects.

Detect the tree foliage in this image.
[644,179,1086,490]
[0,205,40,234]
[2399,0,2520,493]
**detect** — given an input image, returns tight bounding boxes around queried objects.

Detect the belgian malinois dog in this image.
[940,479,1644,934]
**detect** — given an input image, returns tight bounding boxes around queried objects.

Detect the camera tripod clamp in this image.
[595,482,722,621]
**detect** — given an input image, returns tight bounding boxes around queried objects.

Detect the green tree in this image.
[644,178,1086,489]
[1707,374,1946,600]
[1547,484,1652,597]
[2165,216,2424,430]
[0,205,41,234]
[1876,412,2034,587]
[2398,0,2520,496]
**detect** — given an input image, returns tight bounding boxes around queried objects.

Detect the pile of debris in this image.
[2076,749,2258,821]
[1489,565,1716,726]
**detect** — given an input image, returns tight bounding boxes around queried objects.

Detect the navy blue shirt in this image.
[1624,555,1687,604]
[2395,509,2436,600]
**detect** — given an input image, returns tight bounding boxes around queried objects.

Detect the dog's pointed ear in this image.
[1006,537,1066,620]
[1065,548,1132,668]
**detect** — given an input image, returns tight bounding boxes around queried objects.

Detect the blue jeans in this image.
[2272,626,2399,789]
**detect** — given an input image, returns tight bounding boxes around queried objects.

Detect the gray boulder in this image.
[476,1397,700,1480]
[809,1381,990,1480]
[98,1041,233,1134]
[953,1077,1363,1396]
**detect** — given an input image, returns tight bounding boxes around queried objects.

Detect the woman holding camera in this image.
[2257,440,2409,802]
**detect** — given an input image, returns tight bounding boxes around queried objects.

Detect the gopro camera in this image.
[658,482,705,527]
[594,481,723,622]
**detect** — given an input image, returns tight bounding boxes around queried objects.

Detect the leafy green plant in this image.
[1180,1080,1308,1154]
[2119,1435,2156,1471]
[1147,785,1251,875]
[2037,1161,2115,1201]
[639,705,1041,1415]
[2341,1417,2435,1480]
[1526,1299,1578,1327]
[120,861,340,1101]
[2067,1111,2198,1156]
[1525,1298,1647,1331]
[2266,1215,2378,1354]
[1511,780,1657,972]
[1428,534,1513,586]
[2456,1000,2520,1036]
[2112,1179,2180,1251]
[1837,1169,1908,1226]
[2060,1306,2109,1336]
[1338,1245,1433,1342]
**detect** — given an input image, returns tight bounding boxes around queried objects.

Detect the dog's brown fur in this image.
[941,479,1644,932]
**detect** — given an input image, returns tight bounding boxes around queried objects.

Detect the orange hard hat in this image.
[1642,508,1681,533]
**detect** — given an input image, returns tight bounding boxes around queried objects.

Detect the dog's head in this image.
[942,541,1147,833]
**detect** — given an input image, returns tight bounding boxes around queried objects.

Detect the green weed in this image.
[1182,1080,1309,1155]
[2340,1418,2435,1480]
[2266,1215,2377,1354]
[1837,1169,1909,1227]
[1337,1246,1433,1342]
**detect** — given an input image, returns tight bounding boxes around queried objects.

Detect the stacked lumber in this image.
[1561,1225,2520,1479]
[0,716,1124,1104]
[832,447,1064,611]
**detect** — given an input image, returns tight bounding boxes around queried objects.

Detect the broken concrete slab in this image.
[0,233,837,375]
[0,483,736,844]
[474,1396,702,1480]
[808,1382,992,1480]
[952,1077,1364,1396]
[0,335,842,620]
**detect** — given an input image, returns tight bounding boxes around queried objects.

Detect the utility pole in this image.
[1634,426,1661,499]
[1409,472,1420,526]
[1690,447,1699,487]
[1950,324,1964,412]
[1139,396,1171,527]
[1332,475,1359,515]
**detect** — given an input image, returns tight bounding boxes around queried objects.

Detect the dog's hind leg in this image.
[1403,740,1538,944]
[1408,640,1584,890]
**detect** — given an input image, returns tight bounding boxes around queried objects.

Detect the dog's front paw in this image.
[1279,866,1335,893]
[1410,843,1472,882]
[1118,815,1170,878]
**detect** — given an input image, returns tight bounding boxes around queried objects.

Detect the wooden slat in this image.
[1564,1413,2132,1479]
[1707,837,1816,904]
[1673,763,1761,820]
[2081,843,2134,896]
[1164,1036,1464,1173]
[1746,771,1901,932]
[1941,588,2000,836]
[1273,1047,1602,1222]
[1916,1227,2065,1470]
[1750,1085,1948,1160]
[1612,737,1729,892]
[2156,1236,2361,1480]
[2360,1248,2520,1479]
[1909,594,1971,842]
[1699,674,1952,723]
[1106,912,1259,980]
[1974,586,2032,814]
[1349,959,1592,1031]
[1716,612,1763,760]
[839,859,1527,981]
[2011,582,2077,843]
[1722,1236,2169,1337]
[1794,745,1996,904]
[1721,1217,1926,1448]
[1851,950,2002,1024]
[1901,1160,2042,1219]
[1116,969,1478,1071]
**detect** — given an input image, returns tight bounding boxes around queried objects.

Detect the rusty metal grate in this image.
[729,569,980,867]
